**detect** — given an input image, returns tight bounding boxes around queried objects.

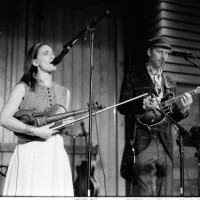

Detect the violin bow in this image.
[52,93,148,130]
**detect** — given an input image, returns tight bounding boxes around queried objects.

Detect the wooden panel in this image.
[157,11,200,25]
[157,1,200,15]
[151,19,200,34]
[165,64,200,75]
[98,15,112,195]
[151,0,200,87]
[157,28,200,42]
[116,16,126,195]
[165,68,200,85]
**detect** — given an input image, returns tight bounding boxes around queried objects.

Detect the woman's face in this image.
[33,45,56,73]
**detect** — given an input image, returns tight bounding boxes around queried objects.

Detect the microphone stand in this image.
[187,126,200,196]
[51,11,148,196]
[165,114,191,196]
[183,54,200,70]
[85,13,109,197]
[154,96,189,196]
[66,121,89,183]
[181,53,200,195]
[87,25,94,197]
[196,144,200,196]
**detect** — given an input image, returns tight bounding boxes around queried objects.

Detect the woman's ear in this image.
[32,59,39,67]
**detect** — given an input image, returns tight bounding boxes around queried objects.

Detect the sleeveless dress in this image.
[3,82,74,196]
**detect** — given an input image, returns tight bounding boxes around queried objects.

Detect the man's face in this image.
[148,47,169,70]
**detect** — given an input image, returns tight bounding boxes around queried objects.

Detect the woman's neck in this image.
[36,72,53,87]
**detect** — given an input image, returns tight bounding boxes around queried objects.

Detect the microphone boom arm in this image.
[52,11,110,65]
[184,55,200,69]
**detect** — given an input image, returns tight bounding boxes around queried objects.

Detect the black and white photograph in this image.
[0,0,200,198]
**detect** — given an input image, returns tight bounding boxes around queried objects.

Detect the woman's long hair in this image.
[20,43,45,90]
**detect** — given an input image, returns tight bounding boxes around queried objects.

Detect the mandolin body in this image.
[137,92,175,129]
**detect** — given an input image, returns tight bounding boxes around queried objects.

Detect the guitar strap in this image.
[162,73,173,95]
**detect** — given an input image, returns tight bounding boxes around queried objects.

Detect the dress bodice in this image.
[19,82,68,113]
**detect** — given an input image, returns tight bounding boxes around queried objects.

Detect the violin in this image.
[14,95,147,142]
[14,103,104,142]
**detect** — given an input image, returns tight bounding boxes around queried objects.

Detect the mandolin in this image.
[137,86,200,129]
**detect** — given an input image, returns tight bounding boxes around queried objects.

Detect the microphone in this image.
[51,11,110,66]
[51,38,78,65]
[171,50,193,57]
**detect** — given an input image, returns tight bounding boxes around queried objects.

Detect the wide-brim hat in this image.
[147,36,172,50]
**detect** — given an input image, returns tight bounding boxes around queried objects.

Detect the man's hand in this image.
[143,95,159,110]
[176,92,193,113]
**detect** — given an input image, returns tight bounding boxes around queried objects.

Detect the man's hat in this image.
[147,36,172,50]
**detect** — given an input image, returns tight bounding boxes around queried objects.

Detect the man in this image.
[117,36,193,196]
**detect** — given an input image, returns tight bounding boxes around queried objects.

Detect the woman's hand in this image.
[34,122,59,139]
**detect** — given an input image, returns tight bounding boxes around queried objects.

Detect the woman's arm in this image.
[0,83,27,133]
[0,83,58,139]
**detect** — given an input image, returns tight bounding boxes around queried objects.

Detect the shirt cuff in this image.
[180,109,189,117]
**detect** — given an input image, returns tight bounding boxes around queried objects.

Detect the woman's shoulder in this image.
[17,81,29,87]
[17,81,31,93]
[9,82,27,100]
[13,82,27,92]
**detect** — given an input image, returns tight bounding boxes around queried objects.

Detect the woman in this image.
[0,43,74,196]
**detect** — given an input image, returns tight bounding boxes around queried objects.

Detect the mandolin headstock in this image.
[194,86,200,94]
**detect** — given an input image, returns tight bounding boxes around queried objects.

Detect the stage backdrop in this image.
[0,0,125,196]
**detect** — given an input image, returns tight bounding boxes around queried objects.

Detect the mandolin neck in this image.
[162,88,199,107]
